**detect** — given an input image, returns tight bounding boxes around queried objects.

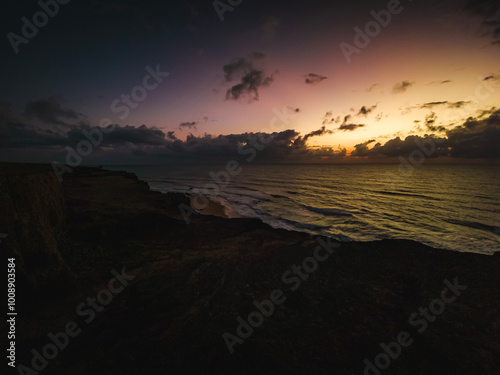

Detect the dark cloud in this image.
[304,126,333,139]
[393,81,415,94]
[292,126,335,147]
[424,112,446,132]
[422,101,447,108]
[0,121,67,148]
[24,96,84,127]
[413,120,422,132]
[445,108,500,158]
[351,139,376,156]
[367,83,379,92]
[168,128,345,160]
[401,101,472,114]
[223,54,275,101]
[483,74,500,82]
[421,101,471,109]
[357,104,378,117]
[476,106,497,118]
[178,116,210,131]
[0,100,69,148]
[338,123,365,132]
[166,131,177,140]
[447,101,470,108]
[0,105,346,162]
[337,115,365,131]
[223,58,253,81]
[352,135,447,157]
[322,111,341,125]
[179,121,197,130]
[427,80,453,85]
[82,124,167,146]
[352,109,500,158]
[464,0,500,46]
[305,73,328,85]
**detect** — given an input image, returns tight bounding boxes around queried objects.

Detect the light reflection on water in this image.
[108,164,500,254]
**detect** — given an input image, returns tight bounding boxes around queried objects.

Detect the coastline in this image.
[189,194,241,219]
[1,163,499,375]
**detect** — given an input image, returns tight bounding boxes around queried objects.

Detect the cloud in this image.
[401,101,473,115]
[420,101,472,109]
[0,121,167,150]
[463,0,500,46]
[367,83,380,92]
[427,80,452,85]
[0,121,67,148]
[445,108,500,157]
[337,115,365,131]
[351,135,446,157]
[357,104,378,117]
[338,123,365,131]
[351,139,376,156]
[305,73,328,85]
[304,126,333,139]
[178,116,210,131]
[424,112,446,132]
[476,106,497,118]
[392,80,415,94]
[484,73,500,82]
[223,53,275,101]
[82,124,167,146]
[24,96,84,127]
[322,111,341,125]
[352,108,500,158]
[292,126,335,148]
[1,103,347,162]
[179,121,197,130]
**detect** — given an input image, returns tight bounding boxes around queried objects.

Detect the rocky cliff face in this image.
[0,163,74,300]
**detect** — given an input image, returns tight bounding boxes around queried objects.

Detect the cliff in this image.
[0,163,74,300]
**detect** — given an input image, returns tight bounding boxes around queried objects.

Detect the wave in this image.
[271,194,290,199]
[373,190,440,201]
[444,219,499,234]
[303,205,353,217]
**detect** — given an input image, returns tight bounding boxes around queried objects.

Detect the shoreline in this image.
[189,194,241,219]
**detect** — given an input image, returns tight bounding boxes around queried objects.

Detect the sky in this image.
[0,0,499,164]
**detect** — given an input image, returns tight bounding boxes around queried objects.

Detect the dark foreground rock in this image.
[1,163,499,375]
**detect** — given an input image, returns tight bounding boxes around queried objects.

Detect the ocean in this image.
[106,164,500,255]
